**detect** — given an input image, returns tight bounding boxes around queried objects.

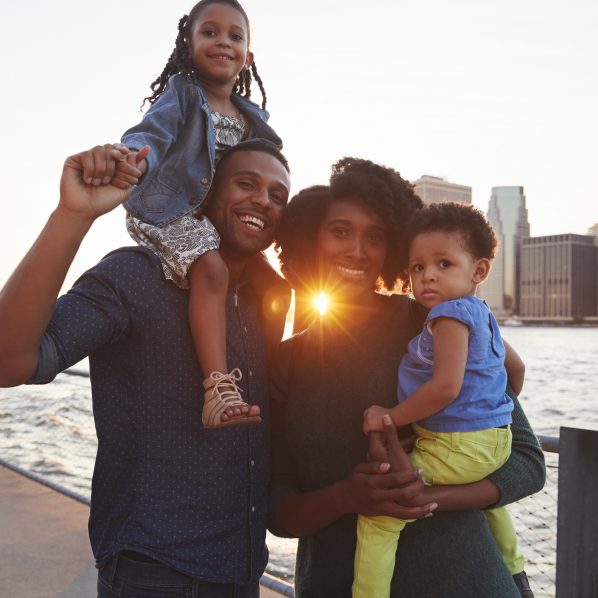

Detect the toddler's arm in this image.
[363,316,468,433]
[503,339,525,395]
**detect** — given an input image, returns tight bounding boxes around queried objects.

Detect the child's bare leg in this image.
[189,250,229,375]
[188,251,260,427]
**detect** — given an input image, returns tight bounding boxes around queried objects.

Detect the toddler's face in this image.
[408,230,488,308]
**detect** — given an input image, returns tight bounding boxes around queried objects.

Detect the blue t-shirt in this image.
[398,296,513,432]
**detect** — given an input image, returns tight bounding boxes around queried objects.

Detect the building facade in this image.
[479,186,530,315]
[519,234,598,319]
[412,175,472,205]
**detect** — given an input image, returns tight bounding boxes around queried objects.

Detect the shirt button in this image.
[201,177,209,185]
[250,460,255,467]
[249,371,253,377]
[251,506,255,513]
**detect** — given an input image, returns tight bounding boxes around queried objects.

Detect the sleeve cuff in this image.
[26,335,61,385]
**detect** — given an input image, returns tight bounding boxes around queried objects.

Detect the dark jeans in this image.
[97,553,260,598]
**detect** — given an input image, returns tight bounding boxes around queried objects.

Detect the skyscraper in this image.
[479,186,530,315]
[412,175,472,205]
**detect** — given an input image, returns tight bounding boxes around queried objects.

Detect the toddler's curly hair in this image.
[406,201,498,261]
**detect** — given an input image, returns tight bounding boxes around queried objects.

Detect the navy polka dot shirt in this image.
[29,247,270,583]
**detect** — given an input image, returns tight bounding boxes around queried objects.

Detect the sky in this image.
[0,0,596,290]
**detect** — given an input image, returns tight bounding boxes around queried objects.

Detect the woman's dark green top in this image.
[269,293,545,598]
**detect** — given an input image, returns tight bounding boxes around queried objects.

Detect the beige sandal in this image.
[202,368,261,428]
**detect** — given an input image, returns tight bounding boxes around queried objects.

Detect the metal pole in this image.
[555,426,598,597]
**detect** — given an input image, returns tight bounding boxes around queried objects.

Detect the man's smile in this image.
[239,213,266,230]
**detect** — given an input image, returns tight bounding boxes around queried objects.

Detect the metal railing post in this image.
[555,427,598,597]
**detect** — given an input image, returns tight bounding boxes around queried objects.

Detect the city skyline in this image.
[520,234,597,319]
[0,0,596,292]
[413,175,472,205]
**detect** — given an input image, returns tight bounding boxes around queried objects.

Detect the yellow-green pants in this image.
[352,424,524,598]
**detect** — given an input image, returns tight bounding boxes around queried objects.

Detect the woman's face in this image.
[315,198,388,303]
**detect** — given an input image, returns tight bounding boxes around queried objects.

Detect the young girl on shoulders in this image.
[358,202,534,598]
[111,0,288,428]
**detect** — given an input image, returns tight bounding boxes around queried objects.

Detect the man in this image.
[0,140,290,597]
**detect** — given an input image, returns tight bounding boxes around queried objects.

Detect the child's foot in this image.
[202,369,261,428]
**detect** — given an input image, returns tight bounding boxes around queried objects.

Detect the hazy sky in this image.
[1,0,596,289]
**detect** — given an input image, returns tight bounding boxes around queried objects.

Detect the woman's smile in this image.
[334,264,367,278]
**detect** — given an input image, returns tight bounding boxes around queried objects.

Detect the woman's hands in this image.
[275,416,437,537]
[335,415,438,520]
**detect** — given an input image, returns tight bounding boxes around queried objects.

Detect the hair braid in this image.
[250,63,267,109]
[142,14,195,108]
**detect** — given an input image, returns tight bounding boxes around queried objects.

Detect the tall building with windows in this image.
[479,186,529,315]
[412,175,471,205]
[520,234,597,319]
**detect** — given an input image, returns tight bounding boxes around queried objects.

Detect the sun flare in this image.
[313,292,330,316]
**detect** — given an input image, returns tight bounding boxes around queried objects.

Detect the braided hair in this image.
[142,0,268,109]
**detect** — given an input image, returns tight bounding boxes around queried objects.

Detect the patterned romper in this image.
[126,112,246,289]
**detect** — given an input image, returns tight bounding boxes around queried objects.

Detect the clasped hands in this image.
[340,415,437,520]
[59,144,151,221]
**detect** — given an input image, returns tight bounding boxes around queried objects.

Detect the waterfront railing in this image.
[1,370,592,598]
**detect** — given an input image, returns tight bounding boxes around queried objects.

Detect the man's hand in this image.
[59,144,149,223]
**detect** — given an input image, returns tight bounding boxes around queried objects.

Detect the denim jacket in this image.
[122,74,282,226]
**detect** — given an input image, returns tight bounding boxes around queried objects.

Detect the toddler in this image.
[357,202,532,598]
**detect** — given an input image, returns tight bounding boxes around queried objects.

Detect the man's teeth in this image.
[336,265,365,277]
[240,215,265,230]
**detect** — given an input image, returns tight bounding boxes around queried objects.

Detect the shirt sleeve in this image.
[267,335,303,538]
[121,75,189,175]
[487,392,546,506]
[27,250,137,384]
[426,298,476,330]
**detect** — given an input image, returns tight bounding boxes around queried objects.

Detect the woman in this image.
[268,158,545,597]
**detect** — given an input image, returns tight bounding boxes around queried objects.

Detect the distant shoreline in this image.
[497,318,598,328]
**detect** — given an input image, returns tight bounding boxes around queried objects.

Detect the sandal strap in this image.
[203,369,248,427]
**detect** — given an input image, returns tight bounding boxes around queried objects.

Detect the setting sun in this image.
[313,292,330,316]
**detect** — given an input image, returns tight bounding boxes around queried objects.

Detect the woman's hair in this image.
[406,202,498,261]
[275,158,423,292]
[142,0,268,109]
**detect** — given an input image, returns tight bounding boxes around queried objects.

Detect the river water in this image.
[0,326,596,586]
